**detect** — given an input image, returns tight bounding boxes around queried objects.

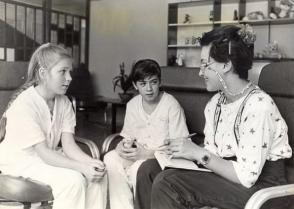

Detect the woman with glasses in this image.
[135,25,292,209]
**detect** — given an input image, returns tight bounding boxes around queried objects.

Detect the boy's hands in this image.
[115,140,154,161]
[116,140,137,160]
[134,142,155,160]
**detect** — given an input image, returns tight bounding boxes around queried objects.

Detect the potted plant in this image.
[112,62,134,102]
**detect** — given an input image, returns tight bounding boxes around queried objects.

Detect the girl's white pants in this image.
[0,160,107,209]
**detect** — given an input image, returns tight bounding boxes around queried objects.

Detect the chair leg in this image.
[23,203,31,209]
[22,201,53,209]
[40,201,53,209]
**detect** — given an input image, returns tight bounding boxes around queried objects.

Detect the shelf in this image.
[169,18,294,27]
[213,20,240,25]
[168,44,200,48]
[254,57,294,62]
[167,0,294,67]
[240,18,294,26]
[168,0,212,5]
[168,22,214,27]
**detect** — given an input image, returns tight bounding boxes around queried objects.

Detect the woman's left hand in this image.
[168,138,202,161]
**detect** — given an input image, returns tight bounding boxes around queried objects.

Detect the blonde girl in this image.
[0,43,107,209]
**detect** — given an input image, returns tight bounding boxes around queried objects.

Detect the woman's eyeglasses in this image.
[200,61,215,72]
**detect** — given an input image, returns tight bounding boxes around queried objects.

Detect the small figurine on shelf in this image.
[270,0,294,19]
[183,14,191,24]
[289,0,294,18]
[270,0,293,19]
[176,53,185,67]
[261,41,284,59]
[278,0,292,18]
[269,7,279,19]
[233,9,239,20]
[192,36,201,46]
[191,36,197,45]
[209,10,214,21]
[185,37,190,45]
[242,11,265,21]
[168,55,177,66]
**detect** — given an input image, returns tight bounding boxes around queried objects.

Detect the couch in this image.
[101,61,294,209]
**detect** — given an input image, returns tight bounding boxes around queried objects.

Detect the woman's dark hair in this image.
[200,25,254,79]
[130,59,161,83]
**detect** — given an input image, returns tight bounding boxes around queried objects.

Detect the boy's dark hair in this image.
[200,25,254,80]
[130,59,161,83]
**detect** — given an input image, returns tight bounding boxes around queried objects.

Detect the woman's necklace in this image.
[212,68,253,97]
[223,81,252,97]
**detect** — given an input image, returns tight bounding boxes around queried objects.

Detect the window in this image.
[0,0,86,65]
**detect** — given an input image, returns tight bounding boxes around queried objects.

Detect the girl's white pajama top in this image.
[0,86,107,209]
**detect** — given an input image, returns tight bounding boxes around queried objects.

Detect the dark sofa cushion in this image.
[258,62,294,169]
[0,62,27,90]
[0,62,28,116]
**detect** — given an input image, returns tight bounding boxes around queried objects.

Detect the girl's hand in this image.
[80,160,106,182]
[87,158,106,172]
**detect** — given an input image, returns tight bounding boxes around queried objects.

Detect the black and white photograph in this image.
[0,0,294,209]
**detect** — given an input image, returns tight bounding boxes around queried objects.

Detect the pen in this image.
[167,132,197,141]
[170,132,197,140]
[185,133,197,138]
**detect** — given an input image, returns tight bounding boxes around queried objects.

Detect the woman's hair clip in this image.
[237,24,256,45]
[39,65,46,72]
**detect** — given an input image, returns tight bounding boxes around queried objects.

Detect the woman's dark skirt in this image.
[136,158,290,209]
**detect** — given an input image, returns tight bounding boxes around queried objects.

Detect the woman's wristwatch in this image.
[199,151,212,166]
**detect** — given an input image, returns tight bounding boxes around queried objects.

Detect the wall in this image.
[89,0,294,98]
[89,0,168,98]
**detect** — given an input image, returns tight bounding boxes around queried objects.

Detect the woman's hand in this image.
[156,140,173,156]
[167,137,203,161]
[80,159,106,182]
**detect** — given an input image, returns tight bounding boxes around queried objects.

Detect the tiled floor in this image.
[74,108,125,209]
[75,107,124,152]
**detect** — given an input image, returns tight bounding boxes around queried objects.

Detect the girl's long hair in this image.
[0,43,71,142]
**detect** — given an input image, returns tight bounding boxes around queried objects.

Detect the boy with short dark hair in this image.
[104,59,189,209]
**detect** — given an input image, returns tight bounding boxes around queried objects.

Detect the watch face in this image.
[203,155,209,162]
[201,153,211,165]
